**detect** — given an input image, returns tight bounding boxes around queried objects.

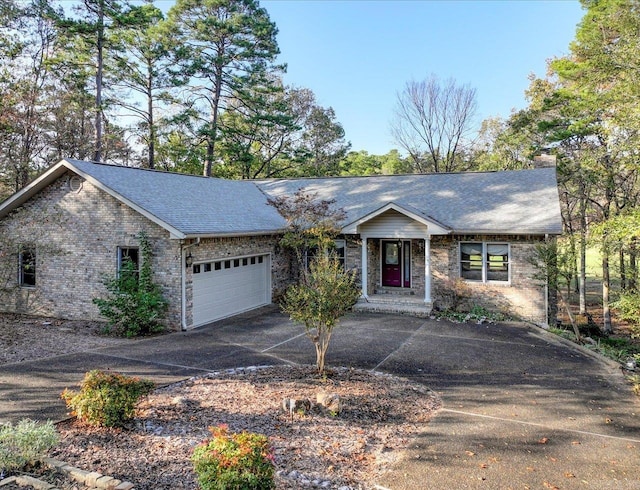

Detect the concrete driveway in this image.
[1,307,640,489]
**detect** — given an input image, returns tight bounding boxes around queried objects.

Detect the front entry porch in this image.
[352,237,433,317]
[341,204,450,318]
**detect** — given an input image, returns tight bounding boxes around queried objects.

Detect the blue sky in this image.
[261,0,585,155]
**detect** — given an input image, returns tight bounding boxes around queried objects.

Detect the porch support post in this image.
[361,235,369,299]
[424,234,431,304]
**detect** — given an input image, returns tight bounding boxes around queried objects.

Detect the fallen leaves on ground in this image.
[50,366,442,489]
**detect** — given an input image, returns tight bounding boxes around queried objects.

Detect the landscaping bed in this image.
[0,314,441,489]
[48,366,440,489]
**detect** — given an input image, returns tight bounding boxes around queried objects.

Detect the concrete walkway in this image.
[1,308,640,489]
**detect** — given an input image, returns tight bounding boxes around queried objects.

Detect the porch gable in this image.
[342,203,450,236]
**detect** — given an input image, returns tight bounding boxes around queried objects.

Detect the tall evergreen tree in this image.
[166,0,282,177]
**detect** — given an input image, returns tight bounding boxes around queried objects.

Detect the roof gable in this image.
[0,160,287,238]
[342,202,450,235]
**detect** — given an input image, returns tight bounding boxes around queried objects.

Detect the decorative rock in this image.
[68,467,90,483]
[0,477,17,487]
[282,397,311,420]
[317,392,342,415]
[96,475,120,489]
[114,482,136,490]
[86,471,104,487]
[14,475,56,489]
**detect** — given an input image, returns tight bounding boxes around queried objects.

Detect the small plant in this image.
[436,304,509,323]
[282,254,360,374]
[626,374,640,396]
[0,419,58,474]
[584,337,640,363]
[61,370,154,428]
[93,231,168,337]
[192,425,275,490]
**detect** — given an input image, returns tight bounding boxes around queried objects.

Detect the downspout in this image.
[180,237,201,330]
[544,233,549,328]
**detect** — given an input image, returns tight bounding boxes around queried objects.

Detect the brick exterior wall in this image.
[0,172,293,331]
[430,235,551,325]
[345,235,551,325]
[0,171,183,327]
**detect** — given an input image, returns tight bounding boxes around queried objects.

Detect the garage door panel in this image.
[192,254,270,327]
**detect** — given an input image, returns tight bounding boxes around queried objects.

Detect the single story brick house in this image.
[0,159,562,330]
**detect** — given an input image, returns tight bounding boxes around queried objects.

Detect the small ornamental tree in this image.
[282,253,360,374]
[269,190,360,374]
[93,231,168,337]
[268,189,346,276]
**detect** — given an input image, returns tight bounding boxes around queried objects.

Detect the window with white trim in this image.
[460,242,509,282]
[18,245,36,287]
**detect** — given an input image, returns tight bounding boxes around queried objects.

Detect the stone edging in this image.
[0,458,136,490]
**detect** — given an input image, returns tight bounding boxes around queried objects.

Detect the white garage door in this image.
[192,254,271,327]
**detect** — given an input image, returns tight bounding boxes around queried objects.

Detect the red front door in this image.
[382,241,402,287]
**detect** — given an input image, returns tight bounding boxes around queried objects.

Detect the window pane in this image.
[461,262,482,281]
[333,239,346,269]
[19,247,36,286]
[118,247,140,279]
[461,243,482,260]
[385,242,399,265]
[487,244,509,281]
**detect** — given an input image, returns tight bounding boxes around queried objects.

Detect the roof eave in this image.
[179,229,287,240]
[0,160,70,220]
[452,229,563,236]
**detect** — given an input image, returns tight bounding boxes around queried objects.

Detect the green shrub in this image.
[61,370,154,428]
[0,419,58,474]
[93,231,168,337]
[192,425,275,490]
[612,292,640,338]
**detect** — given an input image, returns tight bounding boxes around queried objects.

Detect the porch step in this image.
[374,287,417,296]
[353,297,432,318]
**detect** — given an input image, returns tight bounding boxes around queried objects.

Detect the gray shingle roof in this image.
[65,160,287,236]
[256,168,563,235]
[0,160,563,237]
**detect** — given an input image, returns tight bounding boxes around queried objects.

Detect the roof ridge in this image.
[253,167,551,183]
[65,159,217,180]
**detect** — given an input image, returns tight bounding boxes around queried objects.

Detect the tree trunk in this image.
[579,228,587,315]
[93,1,104,162]
[630,240,637,291]
[620,249,626,291]
[314,330,332,374]
[577,187,588,314]
[204,64,224,177]
[147,67,155,169]
[602,250,612,334]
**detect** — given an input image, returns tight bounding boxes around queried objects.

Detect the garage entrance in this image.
[192,254,271,327]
